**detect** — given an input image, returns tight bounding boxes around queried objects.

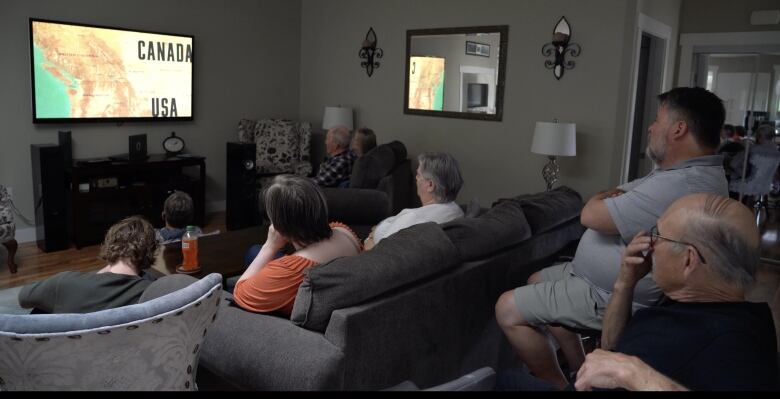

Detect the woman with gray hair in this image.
[364,152,464,250]
[233,175,362,315]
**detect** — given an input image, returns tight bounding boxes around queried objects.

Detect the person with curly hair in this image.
[18,215,159,314]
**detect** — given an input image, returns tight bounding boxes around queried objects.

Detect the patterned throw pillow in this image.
[236,119,312,175]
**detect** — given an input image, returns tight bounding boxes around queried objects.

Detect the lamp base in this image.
[541,156,559,191]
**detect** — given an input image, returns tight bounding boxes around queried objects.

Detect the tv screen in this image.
[30,18,193,123]
[467,83,488,108]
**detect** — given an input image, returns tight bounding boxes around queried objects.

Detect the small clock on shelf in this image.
[163,131,185,156]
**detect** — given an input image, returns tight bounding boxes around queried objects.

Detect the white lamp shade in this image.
[322,106,354,130]
[531,121,576,156]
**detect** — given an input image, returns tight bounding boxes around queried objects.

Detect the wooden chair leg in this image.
[2,239,18,274]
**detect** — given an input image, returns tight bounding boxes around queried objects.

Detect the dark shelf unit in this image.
[69,154,206,248]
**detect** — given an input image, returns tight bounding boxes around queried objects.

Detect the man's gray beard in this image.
[646,145,663,166]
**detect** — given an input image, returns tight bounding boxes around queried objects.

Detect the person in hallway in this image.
[497,194,777,391]
[363,152,464,250]
[350,127,377,157]
[729,123,779,182]
[312,126,357,188]
[494,87,728,389]
[18,216,158,313]
[233,175,362,316]
[716,124,744,183]
[156,190,201,244]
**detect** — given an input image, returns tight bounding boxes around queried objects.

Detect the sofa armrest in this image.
[376,159,413,214]
[200,295,345,390]
[321,187,391,225]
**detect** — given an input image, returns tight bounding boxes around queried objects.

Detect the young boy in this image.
[157,190,201,244]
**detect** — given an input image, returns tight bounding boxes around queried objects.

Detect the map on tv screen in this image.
[31,19,193,121]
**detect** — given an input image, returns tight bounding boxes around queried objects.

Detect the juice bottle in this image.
[181,225,199,270]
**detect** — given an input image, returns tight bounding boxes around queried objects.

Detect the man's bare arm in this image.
[580,188,624,234]
[601,232,653,350]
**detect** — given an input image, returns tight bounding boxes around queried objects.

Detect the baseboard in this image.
[15,227,36,244]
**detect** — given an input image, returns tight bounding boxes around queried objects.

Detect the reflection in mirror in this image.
[405,26,508,121]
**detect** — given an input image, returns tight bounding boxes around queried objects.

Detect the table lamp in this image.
[322,106,354,130]
[530,120,576,191]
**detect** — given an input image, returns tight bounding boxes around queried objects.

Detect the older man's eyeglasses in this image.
[649,225,707,264]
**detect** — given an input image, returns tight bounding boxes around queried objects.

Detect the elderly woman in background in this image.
[364,152,464,250]
[350,127,377,157]
[233,175,362,316]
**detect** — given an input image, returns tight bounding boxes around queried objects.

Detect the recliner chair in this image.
[322,140,414,237]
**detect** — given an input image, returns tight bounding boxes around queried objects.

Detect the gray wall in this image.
[300,0,638,207]
[1,0,302,235]
[681,0,780,33]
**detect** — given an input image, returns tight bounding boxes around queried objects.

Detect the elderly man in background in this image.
[363,152,464,250]
[312,126,357,187]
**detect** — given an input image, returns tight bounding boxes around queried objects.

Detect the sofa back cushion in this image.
[497,186,583,234]
[442,199,532,261]
[291,222,460,332]
[349,141,407,189]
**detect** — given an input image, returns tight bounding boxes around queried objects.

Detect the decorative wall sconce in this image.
[359,27,383,77]
[541,17,581,80]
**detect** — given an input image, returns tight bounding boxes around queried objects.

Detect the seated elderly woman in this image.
[364,152,464,250]
[233,175,362,315]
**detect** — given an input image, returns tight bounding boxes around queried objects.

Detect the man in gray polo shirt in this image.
[495,87,728,389]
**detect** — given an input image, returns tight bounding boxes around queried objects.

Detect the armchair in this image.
[0,185,17,274]
[321,140,414,236]
[0,273,222,391]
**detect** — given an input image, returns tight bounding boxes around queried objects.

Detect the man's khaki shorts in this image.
[513,262,607,331]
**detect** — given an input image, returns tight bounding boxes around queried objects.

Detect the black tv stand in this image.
[69,153,206,248]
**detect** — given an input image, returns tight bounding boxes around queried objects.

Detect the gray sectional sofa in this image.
[197,187,585,390]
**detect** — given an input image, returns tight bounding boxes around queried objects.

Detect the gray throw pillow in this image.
[442,199,532,261]
[290,223,460,332]
[495,186,583,234]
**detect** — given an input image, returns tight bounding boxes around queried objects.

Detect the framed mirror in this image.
[404,25,508,121]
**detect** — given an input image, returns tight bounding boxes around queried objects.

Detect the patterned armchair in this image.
[0,273,222,391]
[0,185,17,274]
[237,118,313,183]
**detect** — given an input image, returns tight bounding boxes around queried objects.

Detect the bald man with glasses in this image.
[497,194,777,391]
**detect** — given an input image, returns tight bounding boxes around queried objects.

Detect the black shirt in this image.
[18,271,152,314]
[615,301,778,391]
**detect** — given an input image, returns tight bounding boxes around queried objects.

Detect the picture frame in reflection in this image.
[466,41,490,57]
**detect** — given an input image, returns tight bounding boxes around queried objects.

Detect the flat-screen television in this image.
[30,18,193,123]
[467,83,488,108]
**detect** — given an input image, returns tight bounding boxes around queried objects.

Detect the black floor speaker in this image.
[31,144,69,252]
[226,142,259,230]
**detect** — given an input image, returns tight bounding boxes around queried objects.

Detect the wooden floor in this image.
[0,211,227,290]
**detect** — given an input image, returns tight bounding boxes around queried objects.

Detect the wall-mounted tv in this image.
[30,18,193,123]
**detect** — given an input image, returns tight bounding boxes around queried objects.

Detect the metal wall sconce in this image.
[359,27,383,77]
[542,17,581,80]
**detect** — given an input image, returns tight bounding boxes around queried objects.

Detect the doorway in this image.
[627,33,668,181]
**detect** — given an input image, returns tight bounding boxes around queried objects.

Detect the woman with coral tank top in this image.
[233,175,362,315]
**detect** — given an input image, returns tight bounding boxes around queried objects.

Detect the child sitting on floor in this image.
[156,190,202,244]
